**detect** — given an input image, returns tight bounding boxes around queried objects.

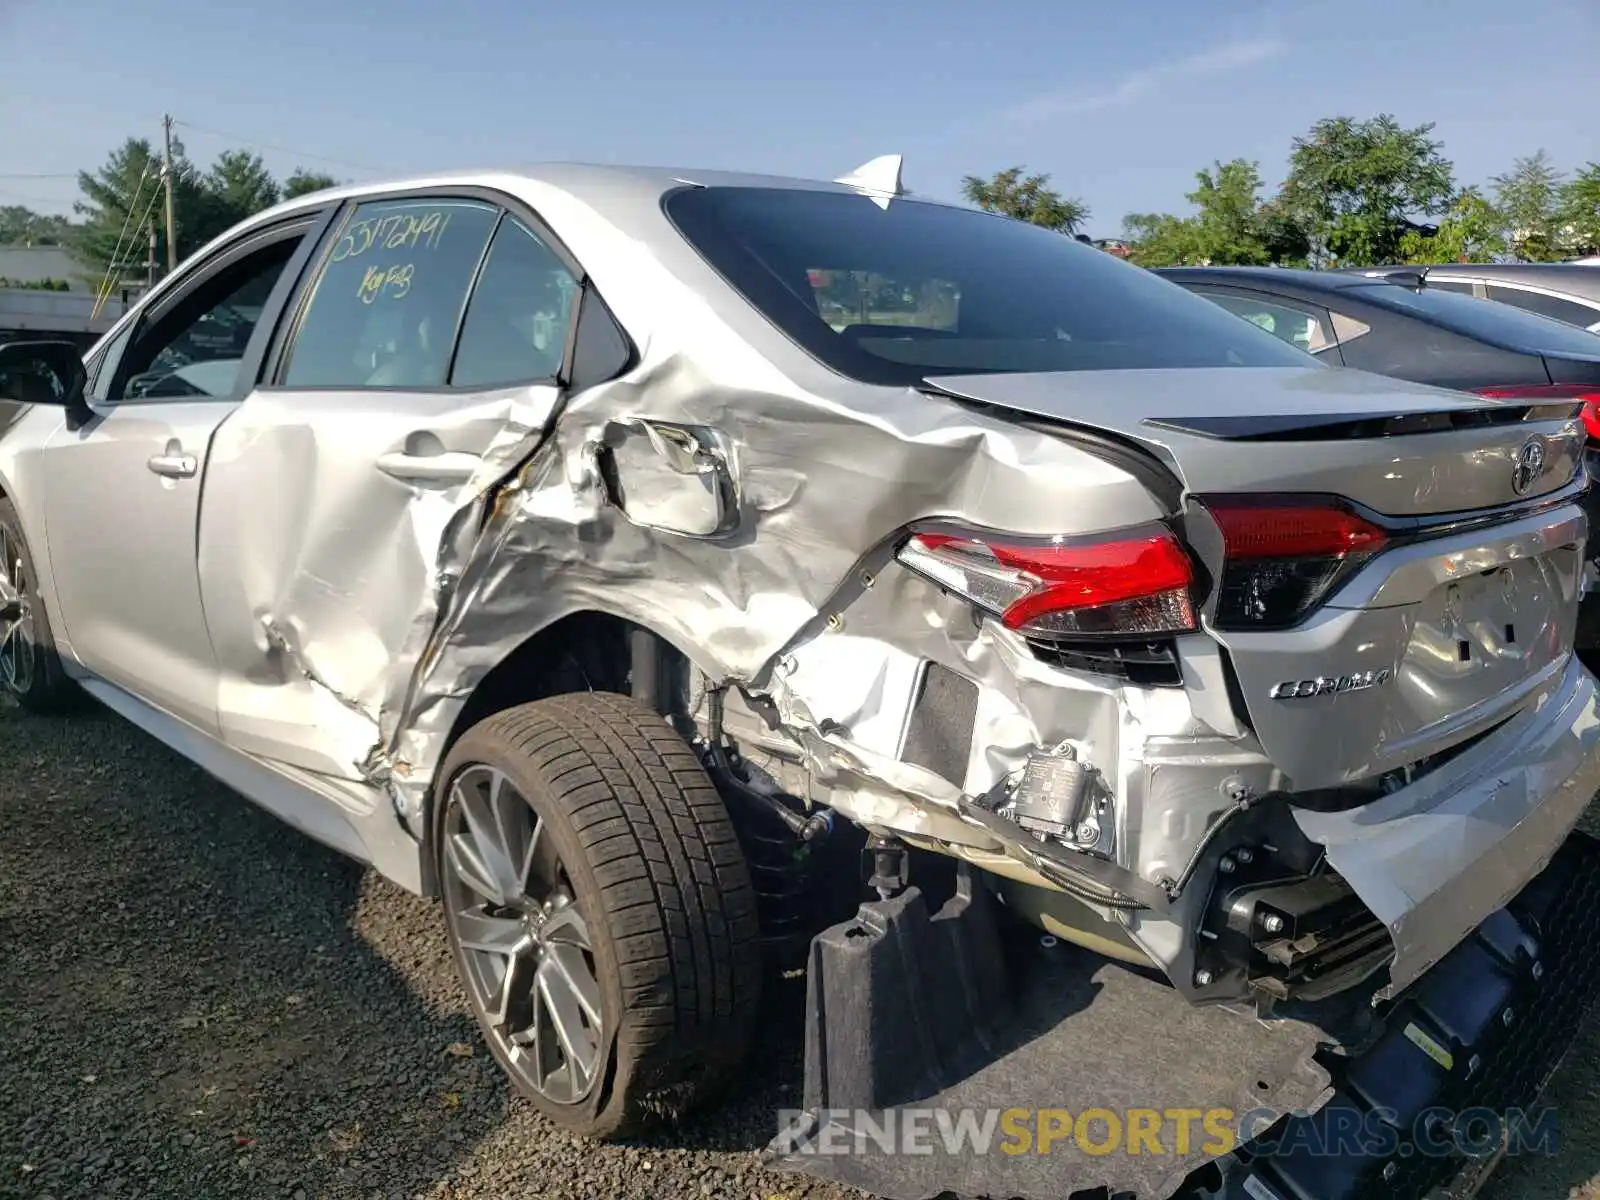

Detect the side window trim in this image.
[99,208,338,408]
[232,205,345,396]
[264,184,611,394]
[441,209,510,385]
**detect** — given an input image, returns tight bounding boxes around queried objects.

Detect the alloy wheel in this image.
[441,763,604,1104]
[0,525,34,696]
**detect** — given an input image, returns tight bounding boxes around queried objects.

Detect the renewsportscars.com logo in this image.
[775,1105,1559,1161]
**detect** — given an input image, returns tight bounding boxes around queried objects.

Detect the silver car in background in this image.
[2,159,1599,1195]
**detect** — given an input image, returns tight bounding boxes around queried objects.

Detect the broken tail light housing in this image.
[1472,384,1600,441]
[896,525,1196,639]
[1199,495,1389,630]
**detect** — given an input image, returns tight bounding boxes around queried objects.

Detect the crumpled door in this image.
[197,383,558,779]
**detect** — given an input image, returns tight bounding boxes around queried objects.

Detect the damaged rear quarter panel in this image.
[362,178,1171,825]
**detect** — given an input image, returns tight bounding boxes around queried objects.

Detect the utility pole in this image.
[162,114,177,274]
[147,217,157,289]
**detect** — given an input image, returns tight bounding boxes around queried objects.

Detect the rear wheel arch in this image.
[417,609,706,890]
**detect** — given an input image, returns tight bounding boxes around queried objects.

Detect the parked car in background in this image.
[1347,263,1600,332]
[1160,265,1600,644]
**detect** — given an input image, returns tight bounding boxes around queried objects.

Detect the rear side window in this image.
[450,217,578,387]
[282,198,498,388]
[1484,285,1600,329]
[1190,290,1336,356]
[664,186,1315,385]
[1355,284,1600,357]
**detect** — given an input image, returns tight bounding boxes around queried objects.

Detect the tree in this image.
[0,206,72,246]
[1559,162,1600,256]
[69,138,296,286]
[961,166,1090,235]
[1279,115,1456,266]
[1121,159,1309,267]
[206,150,280,219]
[283,169,340,199]
[1399,187,1507,264]
[1492,150,1563,261]
[69,137,167,286]
[1120,211,1199,267]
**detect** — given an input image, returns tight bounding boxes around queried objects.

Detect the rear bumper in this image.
[1294,655,1600,1000]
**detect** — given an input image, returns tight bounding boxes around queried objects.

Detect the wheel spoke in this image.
[541,902,591,950]
[454,909,526,956]
[445,831,502,904]
[488,947,537,1030]
[452,771,525,905]
[538,958,599,1089]
[520,815,550,896]
[545,942,602,1027]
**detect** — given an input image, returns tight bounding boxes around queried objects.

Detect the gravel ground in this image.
[2,698,1598,1200]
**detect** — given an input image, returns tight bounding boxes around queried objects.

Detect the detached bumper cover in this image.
[1203,831,1600,1200]
[1295,655,1600,1000]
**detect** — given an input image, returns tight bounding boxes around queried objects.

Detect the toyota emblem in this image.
[1511,437,1546,496]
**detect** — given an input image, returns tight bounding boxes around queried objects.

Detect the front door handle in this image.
[376,450,482,485]
[147,452,198,478]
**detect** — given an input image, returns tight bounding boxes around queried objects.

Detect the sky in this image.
[0,0,1595,239]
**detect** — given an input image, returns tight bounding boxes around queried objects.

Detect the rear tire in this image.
[0,497,77,713]
[434,691,762,1138]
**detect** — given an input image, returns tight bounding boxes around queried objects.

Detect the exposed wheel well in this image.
[420,611,689,890]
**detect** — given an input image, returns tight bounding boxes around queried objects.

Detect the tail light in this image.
[896,525,1196,639]
[1473,384,1600,441]
[1199,496,1389,630]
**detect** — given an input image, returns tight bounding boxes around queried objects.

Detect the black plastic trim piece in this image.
[1145,402,1581,442]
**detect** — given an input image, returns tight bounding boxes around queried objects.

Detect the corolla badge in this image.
[1511,437,1546,497]
[1269,668,1393,700]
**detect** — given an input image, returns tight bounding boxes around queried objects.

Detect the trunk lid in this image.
[927,366,1590,791]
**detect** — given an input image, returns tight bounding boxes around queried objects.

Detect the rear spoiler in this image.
[1144,403,1584,443]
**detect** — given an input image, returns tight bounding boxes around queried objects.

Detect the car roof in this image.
[254,161,960,228]
[1347,262,1600,301]
[1152,266,1389,293]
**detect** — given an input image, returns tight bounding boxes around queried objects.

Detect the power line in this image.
[172,119,387,176]
[0,173,79,180]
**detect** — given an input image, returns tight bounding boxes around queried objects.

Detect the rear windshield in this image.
[664,186,1317,385]
[1355,284,1600,358]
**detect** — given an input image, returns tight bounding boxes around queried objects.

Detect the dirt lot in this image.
[2,698,1598,1199]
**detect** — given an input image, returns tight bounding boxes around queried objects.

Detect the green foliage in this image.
[0,277,71,290]
[1399,187,1508,264]
[283,169,340,199]
[0,206,71,246]
[1491,150,1564,261]
[961,166,1090,235]
[1279,114,1456,266]
[1122,159,1309,267]
[1559,163,1600,256]
[206,150,281,219]
[66,139,323,288]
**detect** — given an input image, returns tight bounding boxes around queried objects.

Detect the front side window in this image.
[450,216,578,387]
[664,186,1315,385]
[282,198,499,388]
[1192,291,1336,356]
[113,238,301,401]
[1423,278,1476,294]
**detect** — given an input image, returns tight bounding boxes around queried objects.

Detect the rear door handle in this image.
[147,452,198,478]
[376,450,482,485]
